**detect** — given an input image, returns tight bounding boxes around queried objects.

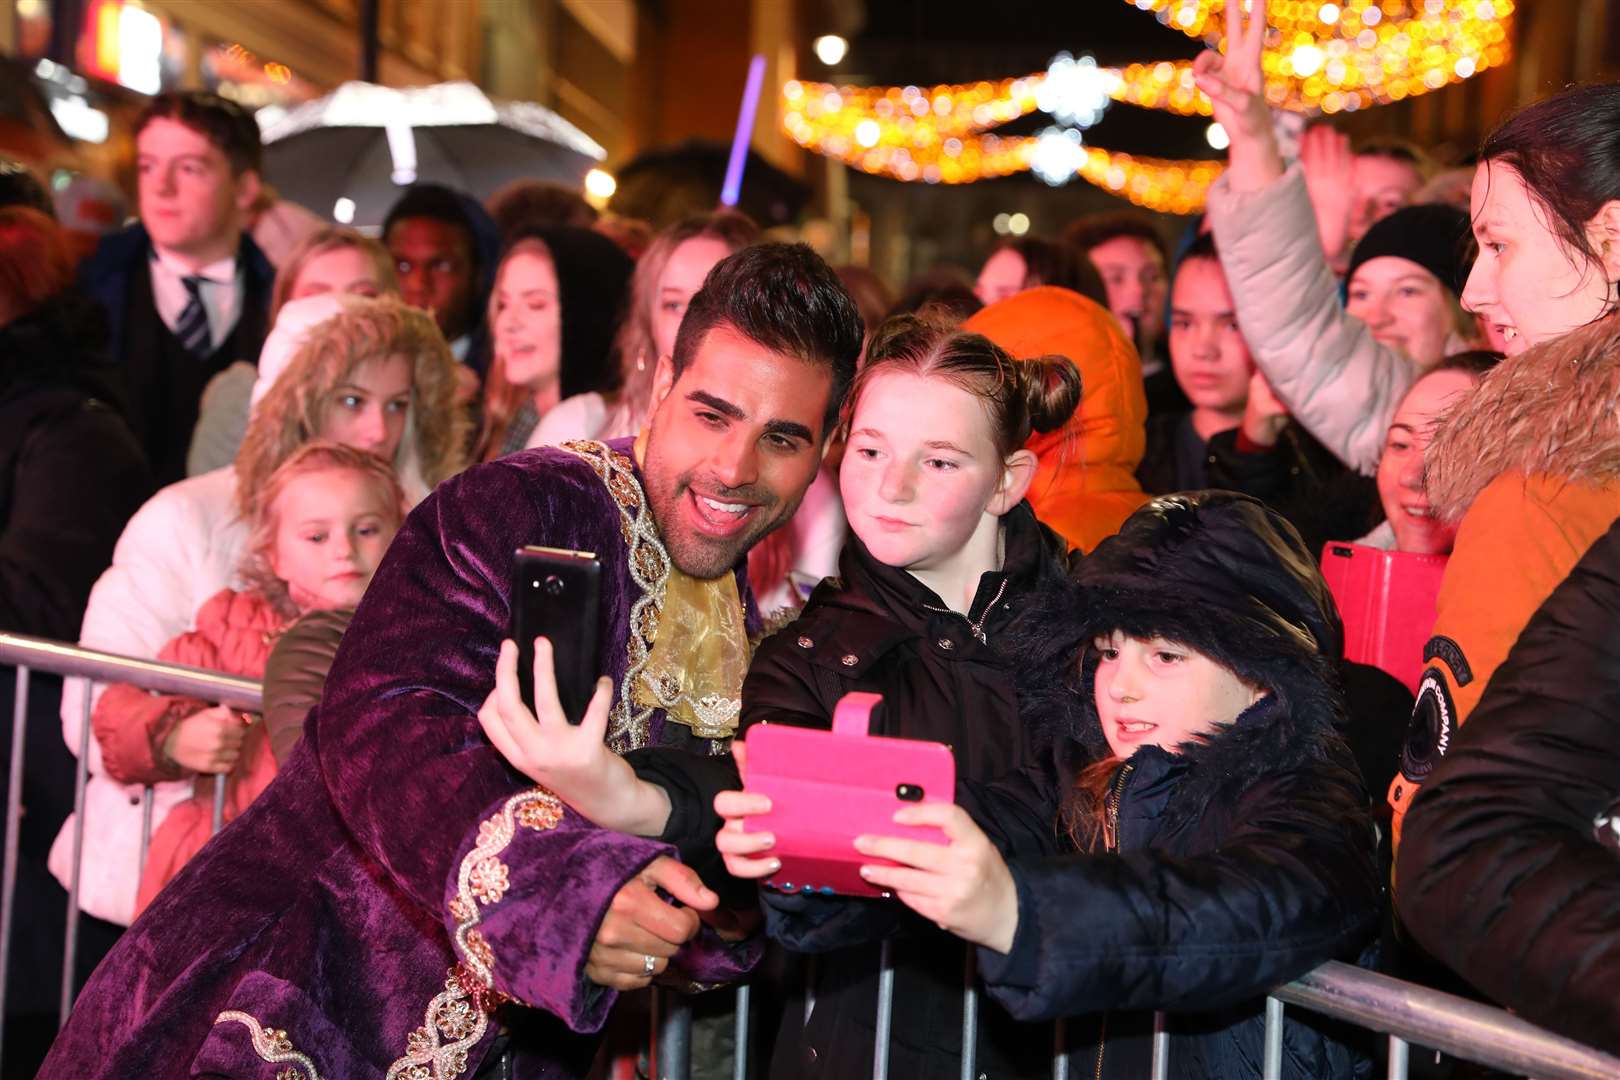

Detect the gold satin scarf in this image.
[629,427,750,739]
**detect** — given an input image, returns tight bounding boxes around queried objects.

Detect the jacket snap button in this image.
[840,654,858,667]
[938,638,954,650]
[797,635,814,649]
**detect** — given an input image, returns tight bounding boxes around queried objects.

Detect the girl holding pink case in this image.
[479,314,1082,1078]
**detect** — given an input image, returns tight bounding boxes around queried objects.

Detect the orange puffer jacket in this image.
[92,587,285,915]
[1388,314,1620,858]
[964,287,1151,554]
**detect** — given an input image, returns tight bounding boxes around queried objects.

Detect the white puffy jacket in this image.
[49,467,248,926]
[1205,164,1417,475]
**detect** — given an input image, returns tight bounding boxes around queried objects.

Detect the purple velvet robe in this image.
[39,440,760,1080]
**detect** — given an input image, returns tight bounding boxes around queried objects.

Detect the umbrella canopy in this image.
[258,80,604,229]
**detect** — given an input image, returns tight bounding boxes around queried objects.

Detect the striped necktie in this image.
[176,275,212,358]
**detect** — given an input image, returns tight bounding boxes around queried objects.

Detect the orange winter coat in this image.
[93,587,284,915]
[964,286,1151,553]
[1388,315,1620,857]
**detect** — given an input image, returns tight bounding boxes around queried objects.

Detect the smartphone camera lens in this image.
[896,783,924,802]
[543,574,565,596]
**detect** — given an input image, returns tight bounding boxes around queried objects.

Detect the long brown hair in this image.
[237,296,467,514]
[1063,755,1126,851]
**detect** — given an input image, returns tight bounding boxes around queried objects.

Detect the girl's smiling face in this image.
[1092,632,1264,759]
[839,370,1011,574]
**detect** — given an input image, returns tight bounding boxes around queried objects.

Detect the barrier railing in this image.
[0,632,261,1066]
[7,632,1620,1079]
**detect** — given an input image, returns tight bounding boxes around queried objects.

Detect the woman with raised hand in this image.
[1198,0,1478,474]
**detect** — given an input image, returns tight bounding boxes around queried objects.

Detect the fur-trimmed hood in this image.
[1429,314,1620,522]
[1008,492,1347,765]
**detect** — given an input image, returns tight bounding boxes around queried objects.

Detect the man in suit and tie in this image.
[83,92,276,485]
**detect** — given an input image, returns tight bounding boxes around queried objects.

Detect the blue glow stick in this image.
[721,54,767,207]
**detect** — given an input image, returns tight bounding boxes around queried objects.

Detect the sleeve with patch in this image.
[1387,475,1618,858]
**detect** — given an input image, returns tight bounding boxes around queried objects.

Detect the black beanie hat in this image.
[1345,202,1473,296]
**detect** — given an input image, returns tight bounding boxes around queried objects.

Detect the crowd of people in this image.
[3,1,1619,1075]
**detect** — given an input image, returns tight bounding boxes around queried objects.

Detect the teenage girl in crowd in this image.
[530,210,758,445]
[724,493,1380,1078]
[1200,0,1620,849]
[1201,0,1479,475]
[475,225,633,459]
[188,226,400,476]
[91,443,403,915]
[56,295,464,932]
[477,316,1082,1078]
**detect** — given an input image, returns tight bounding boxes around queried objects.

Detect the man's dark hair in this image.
[1173,232,1222,284]
[382,183,476,249]
[672,242,863,437]
[1062,210,1170,268]
[135,92,262,176]
[486,179,597,243]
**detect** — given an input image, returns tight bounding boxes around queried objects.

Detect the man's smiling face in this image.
[640,322,833,580]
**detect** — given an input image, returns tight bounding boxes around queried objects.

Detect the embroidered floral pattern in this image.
[559,440,670,752]
[389,787,564,1079]
[467,857,510,905]
[214,1010,321,1080]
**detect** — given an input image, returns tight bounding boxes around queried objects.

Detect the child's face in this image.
[840,370,1009,574]
[1092,631,1263,760]
[269,467,400,612]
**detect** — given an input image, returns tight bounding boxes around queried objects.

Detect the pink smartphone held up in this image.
[741,691,956,898]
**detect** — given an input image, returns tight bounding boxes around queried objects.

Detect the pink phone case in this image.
[1319,542,1448,694]
[742,691,956,898]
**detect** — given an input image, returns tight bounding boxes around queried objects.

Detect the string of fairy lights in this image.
[782,0,1514,213]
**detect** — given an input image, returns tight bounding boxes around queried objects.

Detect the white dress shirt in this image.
[148,247,243,353]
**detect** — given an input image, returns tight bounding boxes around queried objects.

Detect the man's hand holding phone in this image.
[477,637,672,837]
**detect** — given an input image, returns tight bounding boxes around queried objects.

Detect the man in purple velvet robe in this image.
[39,243,864,1079]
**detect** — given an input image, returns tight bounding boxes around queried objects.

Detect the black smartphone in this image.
[510,546,602,722]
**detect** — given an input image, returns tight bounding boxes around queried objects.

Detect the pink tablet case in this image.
[1319,542,1448,694]
[742,691,956,898]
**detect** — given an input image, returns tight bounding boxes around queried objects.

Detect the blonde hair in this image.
[269,226,399,322]
[236,296,468,516]
[241,441,406,618]
[614,211,759,425]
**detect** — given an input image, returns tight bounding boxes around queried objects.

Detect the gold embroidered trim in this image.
[558,439,671,752]
[214,1010,321,1080]
[387,787,564,1079]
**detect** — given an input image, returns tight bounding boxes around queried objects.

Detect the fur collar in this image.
[1428,314,1620,521]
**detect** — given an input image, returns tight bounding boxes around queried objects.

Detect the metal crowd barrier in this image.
[0,631,261,1065]
[6,632,1620,1079]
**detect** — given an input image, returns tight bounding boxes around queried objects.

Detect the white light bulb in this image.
[813,35,848,66]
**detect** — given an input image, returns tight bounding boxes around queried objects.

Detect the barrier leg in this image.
[1052,1018,1068,1080]
[960,946,978,1080]
[0,665,30,1059]
[137,786,154,878]
[1262,996,1285,1080]
[1150,1010,1169,1080]
[733,982,752,1080]
[59,686,92,1026]
[872,938,894,1080]
[211,777,226,836]
[653,986,692,1080]
[1388,1035,1410,1080]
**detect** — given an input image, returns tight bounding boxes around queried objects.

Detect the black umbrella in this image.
[609,139,811,230]
[259,80,604,228]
